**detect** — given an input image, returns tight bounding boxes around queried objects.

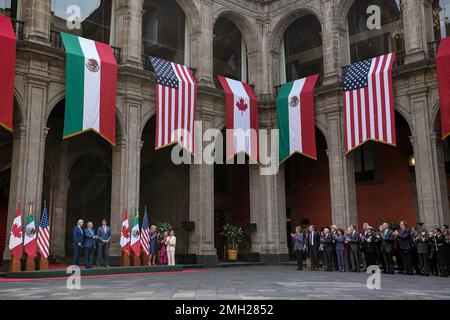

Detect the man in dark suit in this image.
[380,222,395,274]
[307,225,320,271]
[83,222,97,269]
[72,219,84,266]
[323,228,334,271]
[97,219,111,267]
[395,220,414,275]
[348,225,360,272]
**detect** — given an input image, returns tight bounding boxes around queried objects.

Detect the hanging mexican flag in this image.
[276,74,319,164]
[130,210,141,257]
[60,32,117,146]
[0,16,16,132]
[8,203,22,260]
[24,203,37,259]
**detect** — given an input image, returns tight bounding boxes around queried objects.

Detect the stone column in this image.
[321,0,341,85]
[410,89,450,226]
[326,110,358,227]
[402,0,433,64]
[188,106,218,265]
[24,0,50,44]
[110,95,142,257]
[115,0,143,67]
[194,0,214,86]
[430,133,450,225]
[249,127,289,263]
[3,67,49,262]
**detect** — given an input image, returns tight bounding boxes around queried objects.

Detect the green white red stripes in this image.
[61,32,117,145]
[277,74,319,163]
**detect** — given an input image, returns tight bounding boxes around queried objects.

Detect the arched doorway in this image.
[284,128,331,256]
[139,116,190,255]
[44,99,113,259]
[280,14,323,84]
[354,112,418,226]
[0,102,22,260]
[65,154,111,256]
[142,0,187,64]
[213,17,247,82]
[432,111,450,212]
[214,129,251,261]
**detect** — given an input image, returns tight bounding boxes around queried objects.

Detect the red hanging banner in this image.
[0,16,16,132]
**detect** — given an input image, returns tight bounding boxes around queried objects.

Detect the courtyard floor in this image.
[0,266,449,300]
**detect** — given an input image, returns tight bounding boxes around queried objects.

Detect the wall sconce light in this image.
[408,153,416,169]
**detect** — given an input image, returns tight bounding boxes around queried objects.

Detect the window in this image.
[0,0,19,18]
[213,17,247,82]
[51,0,113,44]
[142,0,186,64]
[433,0,450,40]
[354,143,376,182]
[347,0,404,63]
[282,15,323,83]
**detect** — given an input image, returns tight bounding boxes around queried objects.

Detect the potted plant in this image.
[221,223,245,261]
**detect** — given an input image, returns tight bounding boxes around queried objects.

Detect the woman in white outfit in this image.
[167,230,176,266]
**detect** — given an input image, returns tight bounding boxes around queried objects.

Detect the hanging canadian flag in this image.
[218,76,259,163]
[436,37,450,140]
[120,209,130,256]
[0,16,16,132]
[8,203,22,260]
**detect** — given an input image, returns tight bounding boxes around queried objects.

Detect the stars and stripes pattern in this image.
[149,57,197,154]
[140,207,150,256]
[37,202,50,259]
[343,53,396,153]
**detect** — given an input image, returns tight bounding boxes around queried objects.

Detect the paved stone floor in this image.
[0,266,449,300]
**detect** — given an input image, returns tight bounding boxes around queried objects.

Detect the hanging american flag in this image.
[149,57,197,154]
[140,207,150,256]
[343,53,396,153]
[37,202,50,259]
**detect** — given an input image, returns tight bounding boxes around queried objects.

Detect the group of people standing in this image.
[72,220,177,268]
[147,226,177,266]
[291,221,450,277]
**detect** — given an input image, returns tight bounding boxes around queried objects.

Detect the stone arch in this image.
[175,0,201,33]
[12,89,25,125]
[140,107,156,138]
[315,117,330,149]
[269,6,324,54]
[337,0,356,30]
[431,100,441,132]
[212,8,258,54]
[394,102,414,136]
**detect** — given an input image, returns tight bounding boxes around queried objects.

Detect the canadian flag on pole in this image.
[23,203,37,259]
[130,209,141,257]
[8,203,22,260]
[120,209,130,256]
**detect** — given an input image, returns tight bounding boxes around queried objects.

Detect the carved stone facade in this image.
[1,0,449,266]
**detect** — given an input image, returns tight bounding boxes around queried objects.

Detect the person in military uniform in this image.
[394,221,414,275]
[363,226,378,267]
[431,228,449,277]
[413,222,430,276]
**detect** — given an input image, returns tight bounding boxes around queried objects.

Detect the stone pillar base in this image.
[196,254,219,266]
[259,254,290,264]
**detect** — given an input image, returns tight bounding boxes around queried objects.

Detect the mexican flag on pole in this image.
[120,208,130,255]
[8,203,22,259]
[130,209,141,257]
[60,32,117,146]
[276,74,320,164]
[24,203,37,259]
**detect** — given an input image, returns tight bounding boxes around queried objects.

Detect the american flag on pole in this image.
[149,57,197,154]
[37,202,50,259]
[140,207,150,256]
[343,53,396,153]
